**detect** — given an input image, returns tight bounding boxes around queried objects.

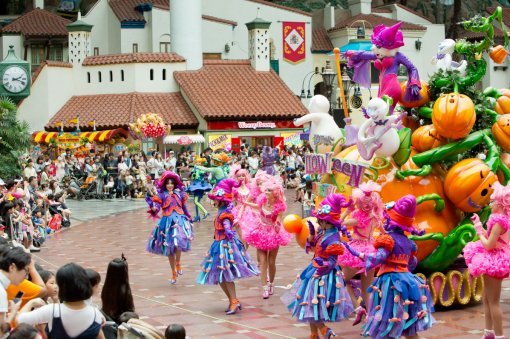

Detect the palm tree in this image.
[0,96,30,178]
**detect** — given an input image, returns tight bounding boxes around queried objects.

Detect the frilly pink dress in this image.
[232,187,258,235]
[243,196,292,251]
[337,210,378,269]
[464,214,510,279]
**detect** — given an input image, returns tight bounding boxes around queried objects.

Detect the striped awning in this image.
[80,128,129,142]
[163,134,205,145]
[31,131,58,143]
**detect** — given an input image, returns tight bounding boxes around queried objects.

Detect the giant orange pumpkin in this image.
[432,93,476,140]
[444,159,497,213]
[490,45,508,64]
[411,125,447,152]
[494,89,510,114]
[321,146,459,261]
[492,114,510,151]
[399,81,430,108]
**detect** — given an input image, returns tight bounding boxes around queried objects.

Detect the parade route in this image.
[31,195,510,338]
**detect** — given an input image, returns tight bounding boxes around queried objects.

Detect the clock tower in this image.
[0,46,31,101]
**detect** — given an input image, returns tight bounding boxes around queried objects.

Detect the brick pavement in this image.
[32,193,510,338]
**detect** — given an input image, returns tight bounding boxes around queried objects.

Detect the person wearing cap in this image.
[282,193,354,339]
[146,171,193,284]
[196,179,259,315]
[343,195,435,338]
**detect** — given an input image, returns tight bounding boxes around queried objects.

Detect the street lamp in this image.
[300,68,319,99]
[321,59,336,113]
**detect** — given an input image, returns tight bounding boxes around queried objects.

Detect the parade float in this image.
[284,7,510,308]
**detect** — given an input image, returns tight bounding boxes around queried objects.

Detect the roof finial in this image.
[256,7,260,18]
[78,11,82,20]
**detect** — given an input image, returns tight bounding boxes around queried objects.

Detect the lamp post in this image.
[300,68,319,99]
[321,59,336,114]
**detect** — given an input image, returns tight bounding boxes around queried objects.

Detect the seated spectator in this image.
[0,246,32,319]
[85,269,101,307]
[17,263,105,338]
[101,255,135,324]
[38,270,58,304]
[165,324,186,339]
[7,323,39,339]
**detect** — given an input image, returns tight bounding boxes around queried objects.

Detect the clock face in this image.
[2,65,28,93]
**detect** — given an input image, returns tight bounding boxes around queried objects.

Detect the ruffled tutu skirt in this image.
[362,272,435,339]
[281,263,353,323]
[186,179,212,194]
[197,236,259,285]
[146,212,193,256]
[243,221,292,251]
[232,205,258,238]
[337,239,375,269]
[464,241,510,279]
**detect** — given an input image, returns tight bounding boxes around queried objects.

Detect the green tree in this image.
[0,97,30,178]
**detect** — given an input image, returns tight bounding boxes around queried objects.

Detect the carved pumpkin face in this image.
[444,159,497,212]
[399,81,430,108]
[494,89,510,114]
[492,114,510,151]
[490,45,508,64]
[411,125,447,152]
[432,93,476,140]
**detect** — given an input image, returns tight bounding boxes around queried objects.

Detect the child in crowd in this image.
[197,179,259,315]
[282,194,354,338]
[39,270,59,303]
[85,268,101,307]
[105,176,115,198]
[165,324,186,339]
[101,255,135,324]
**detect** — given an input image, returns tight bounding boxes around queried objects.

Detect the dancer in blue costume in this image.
[197,178,259,315]
[343,195,435,339]
[282,194,354,339]
[146,171,193,284]
[186,157,212,222]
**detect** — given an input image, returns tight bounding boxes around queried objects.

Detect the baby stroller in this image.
[80,175,98,199]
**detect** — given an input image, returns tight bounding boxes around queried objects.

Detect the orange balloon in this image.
[283,214,303,234]
[296,224,310,248]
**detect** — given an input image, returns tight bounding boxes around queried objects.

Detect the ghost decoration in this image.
[431,39,467,76]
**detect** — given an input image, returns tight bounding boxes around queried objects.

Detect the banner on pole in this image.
[283,21,306,64]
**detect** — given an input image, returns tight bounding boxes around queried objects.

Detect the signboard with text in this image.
[208,134,232,151]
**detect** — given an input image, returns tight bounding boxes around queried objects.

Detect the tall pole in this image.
[333,48,349,118]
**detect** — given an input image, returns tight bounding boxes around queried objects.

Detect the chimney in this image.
[245,17,271,72]
[33,0,44,9]
[324,4,335,30]
[66,12,93,66]
[170,0,203,70]
[348,0,372,16]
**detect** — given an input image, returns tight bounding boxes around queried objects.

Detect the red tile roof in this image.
[371,8,391,14]
[457,25,506,40]
[82,52,185,66]
[247,0,311,17]
[46,92,198,130]
[329,13,426,32]
[311,27,333,53]
[109,0,237,26]
[0,8,71,37]
[174,60,308,121]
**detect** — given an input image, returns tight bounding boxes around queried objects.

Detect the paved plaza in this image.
[31,194,510,338]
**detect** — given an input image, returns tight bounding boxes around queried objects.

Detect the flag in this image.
[88,120,96,131]
[283,22,306,64]
[56,122,63,127]
[68,117,79,124]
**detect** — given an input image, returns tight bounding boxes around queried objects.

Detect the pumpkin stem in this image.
[395,165,432,181]
[416,193,445,212]
[453,82,459,94]
[498,160,510,185]
[412,130,490,166]
[483,134,500,173]
[483,87,502,99]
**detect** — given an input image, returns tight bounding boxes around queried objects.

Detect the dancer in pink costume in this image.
[338,181,384,326]
[230,165,257,247]
[243,176,292,299]
[464,182,510,339]
[345,22,421,108]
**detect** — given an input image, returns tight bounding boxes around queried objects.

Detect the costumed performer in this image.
[343,195,435,338]
[186,156,212,222]
[338,181,384,326]
[146,171,193,284]
[345,22,421,108]
[464,182,510,339]
[196,178,259,315]
[194,152,231,187]
[243,176,291,299]
[230,165,257,247]
[261,146,279,176]
[281,194,354,339]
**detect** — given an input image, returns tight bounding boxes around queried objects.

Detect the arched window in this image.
[87,72,90,83]
[162,69,166,80]
[121,70,125,81]
[98,71,102,82]
[159,34,171,52]
[109,70,113,82]
[150,69,154,81]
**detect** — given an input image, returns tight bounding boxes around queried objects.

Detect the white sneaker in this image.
[29,245,41,252]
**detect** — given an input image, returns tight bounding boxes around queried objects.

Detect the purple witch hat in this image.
[371,22,404,49]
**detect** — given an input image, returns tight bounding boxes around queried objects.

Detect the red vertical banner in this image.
[274,137,284,151]
[231,138,241,153]
[283,22,306,64]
